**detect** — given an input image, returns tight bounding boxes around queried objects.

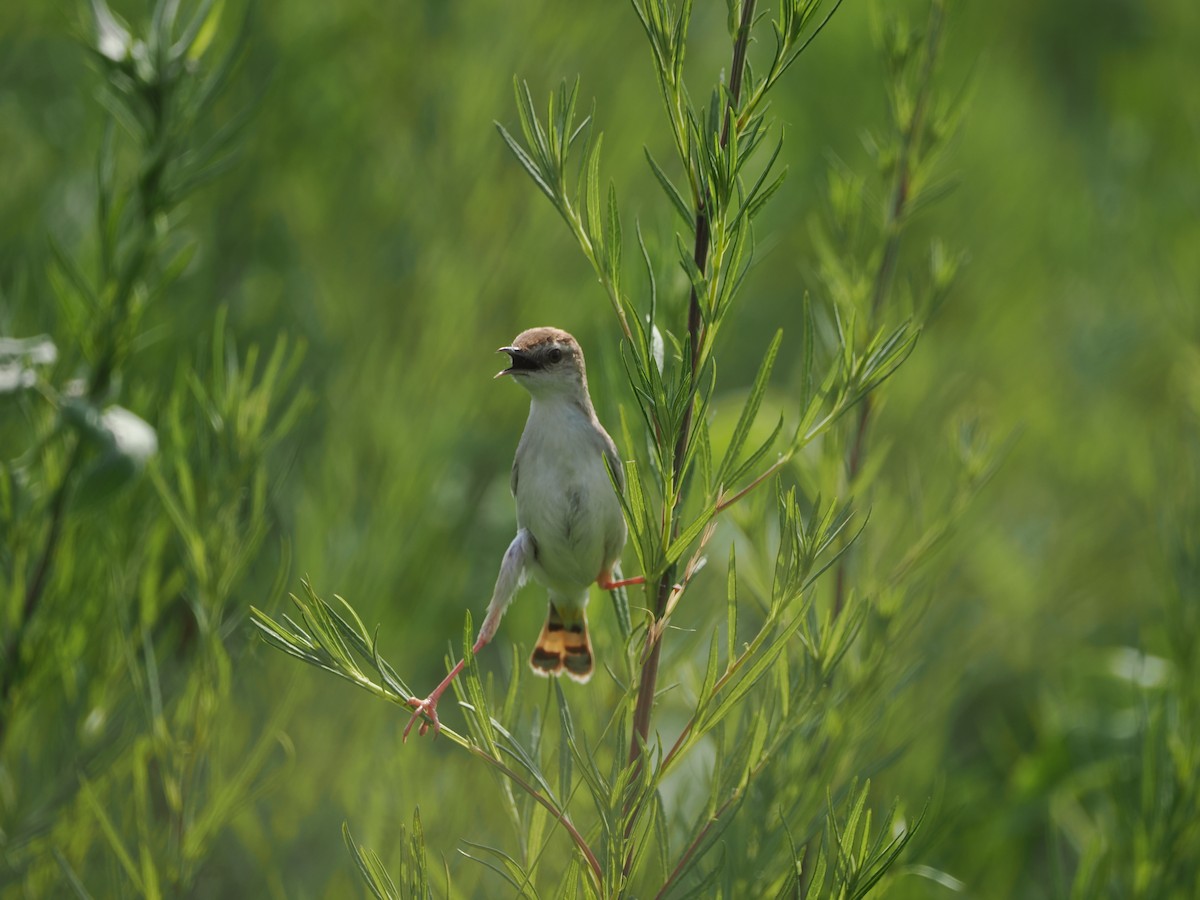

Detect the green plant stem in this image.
[0,442,82,745]
[833,0,943,620]
[464,746,604,889]
[655,791,742,899]
[623,1,759,873]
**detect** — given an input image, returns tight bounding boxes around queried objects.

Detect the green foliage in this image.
[1,0,307,895]
[3,0,1198,896]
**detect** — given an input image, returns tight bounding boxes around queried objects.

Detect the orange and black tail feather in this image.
[530,603,593,683]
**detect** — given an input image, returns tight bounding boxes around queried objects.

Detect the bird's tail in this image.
[529,601,593,683]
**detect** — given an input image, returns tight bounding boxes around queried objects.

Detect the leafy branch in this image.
[0,0,249,746]
[250,585,605,890]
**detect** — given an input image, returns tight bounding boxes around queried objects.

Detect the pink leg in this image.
[405,530,530,741]
[597,572,645,590]
[403,633,488,741]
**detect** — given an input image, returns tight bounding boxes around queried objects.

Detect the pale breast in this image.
[513,401,626,596]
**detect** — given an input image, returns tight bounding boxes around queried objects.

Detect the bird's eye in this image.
[548,348,564,364]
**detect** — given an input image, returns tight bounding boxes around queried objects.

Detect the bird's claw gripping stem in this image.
[404,695,442,741]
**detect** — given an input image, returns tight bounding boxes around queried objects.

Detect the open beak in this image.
[495,346,537,378]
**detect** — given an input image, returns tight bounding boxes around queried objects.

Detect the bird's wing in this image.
[511,425,531,497]
[479,528,534,644]
[597,424,629,571]
[598,425,624,494]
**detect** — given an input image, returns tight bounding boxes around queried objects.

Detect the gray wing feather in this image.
[597,425,624,494]
[597,423,628,568]
[479,528,532,644]
[511,428,528,497]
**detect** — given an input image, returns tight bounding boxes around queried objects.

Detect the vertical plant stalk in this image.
[626,0,758,772]
[832,0,943,619]
[0,442,81,734]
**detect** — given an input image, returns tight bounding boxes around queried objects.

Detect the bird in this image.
[404,327,643,740]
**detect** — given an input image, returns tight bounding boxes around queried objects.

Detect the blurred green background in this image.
[2,0,1198,896]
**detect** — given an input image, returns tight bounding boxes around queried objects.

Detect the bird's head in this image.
[496,327,588,400]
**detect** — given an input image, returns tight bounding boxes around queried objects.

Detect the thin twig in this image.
[465,745,605,888]
[715,451,794,514]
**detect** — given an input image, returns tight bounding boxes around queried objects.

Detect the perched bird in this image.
[405,327,642,739]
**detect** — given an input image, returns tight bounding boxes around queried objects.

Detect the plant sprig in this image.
[253,1,968,895]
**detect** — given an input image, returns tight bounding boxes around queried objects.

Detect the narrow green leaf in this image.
[554,681,574,807]
[606,181,622,286]
[645,148,694,225]
[637,219,658,319]
[496,123,557,203]
[675,231,708,302]
[731,134,786,231]
[623,788,661,884]
[726,543,737,665]
[620,459,656,571]
[696,418,713,495]
[801,291,815,409]
[746,169,788,221]
[172,0,218,60]
[651,790,671,885]
[775,644,790,720]
[843,780,870,858]
[585,132,603,238]
[801,510,868,593]
[560,78,582,161]
[501,643,522,723]
[802,848,828,900]
[48,237,98,308]
[726,414,784,488]
[716,328,782,487]
[514,78,550,164]
[410,808,430,899]
[250,608,319,660]
[52,849,94,900]
[686,633,720,749]
[696,609,807,735]
[183,0,249,115]
[459,841,535,896]
[663,500,716,567]
[79,777,143,891]
[460,611,499,755]
[779,0,847,83]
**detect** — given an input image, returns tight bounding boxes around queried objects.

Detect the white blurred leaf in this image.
[92,0,132,62]
[0,334,57,393]
[101,405,158,464]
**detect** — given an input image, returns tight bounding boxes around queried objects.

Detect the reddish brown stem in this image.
[628,0,758,769]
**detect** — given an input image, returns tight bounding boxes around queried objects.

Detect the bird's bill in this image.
[495,346,538,378]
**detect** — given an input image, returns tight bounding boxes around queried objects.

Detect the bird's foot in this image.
[403,695,442,741]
